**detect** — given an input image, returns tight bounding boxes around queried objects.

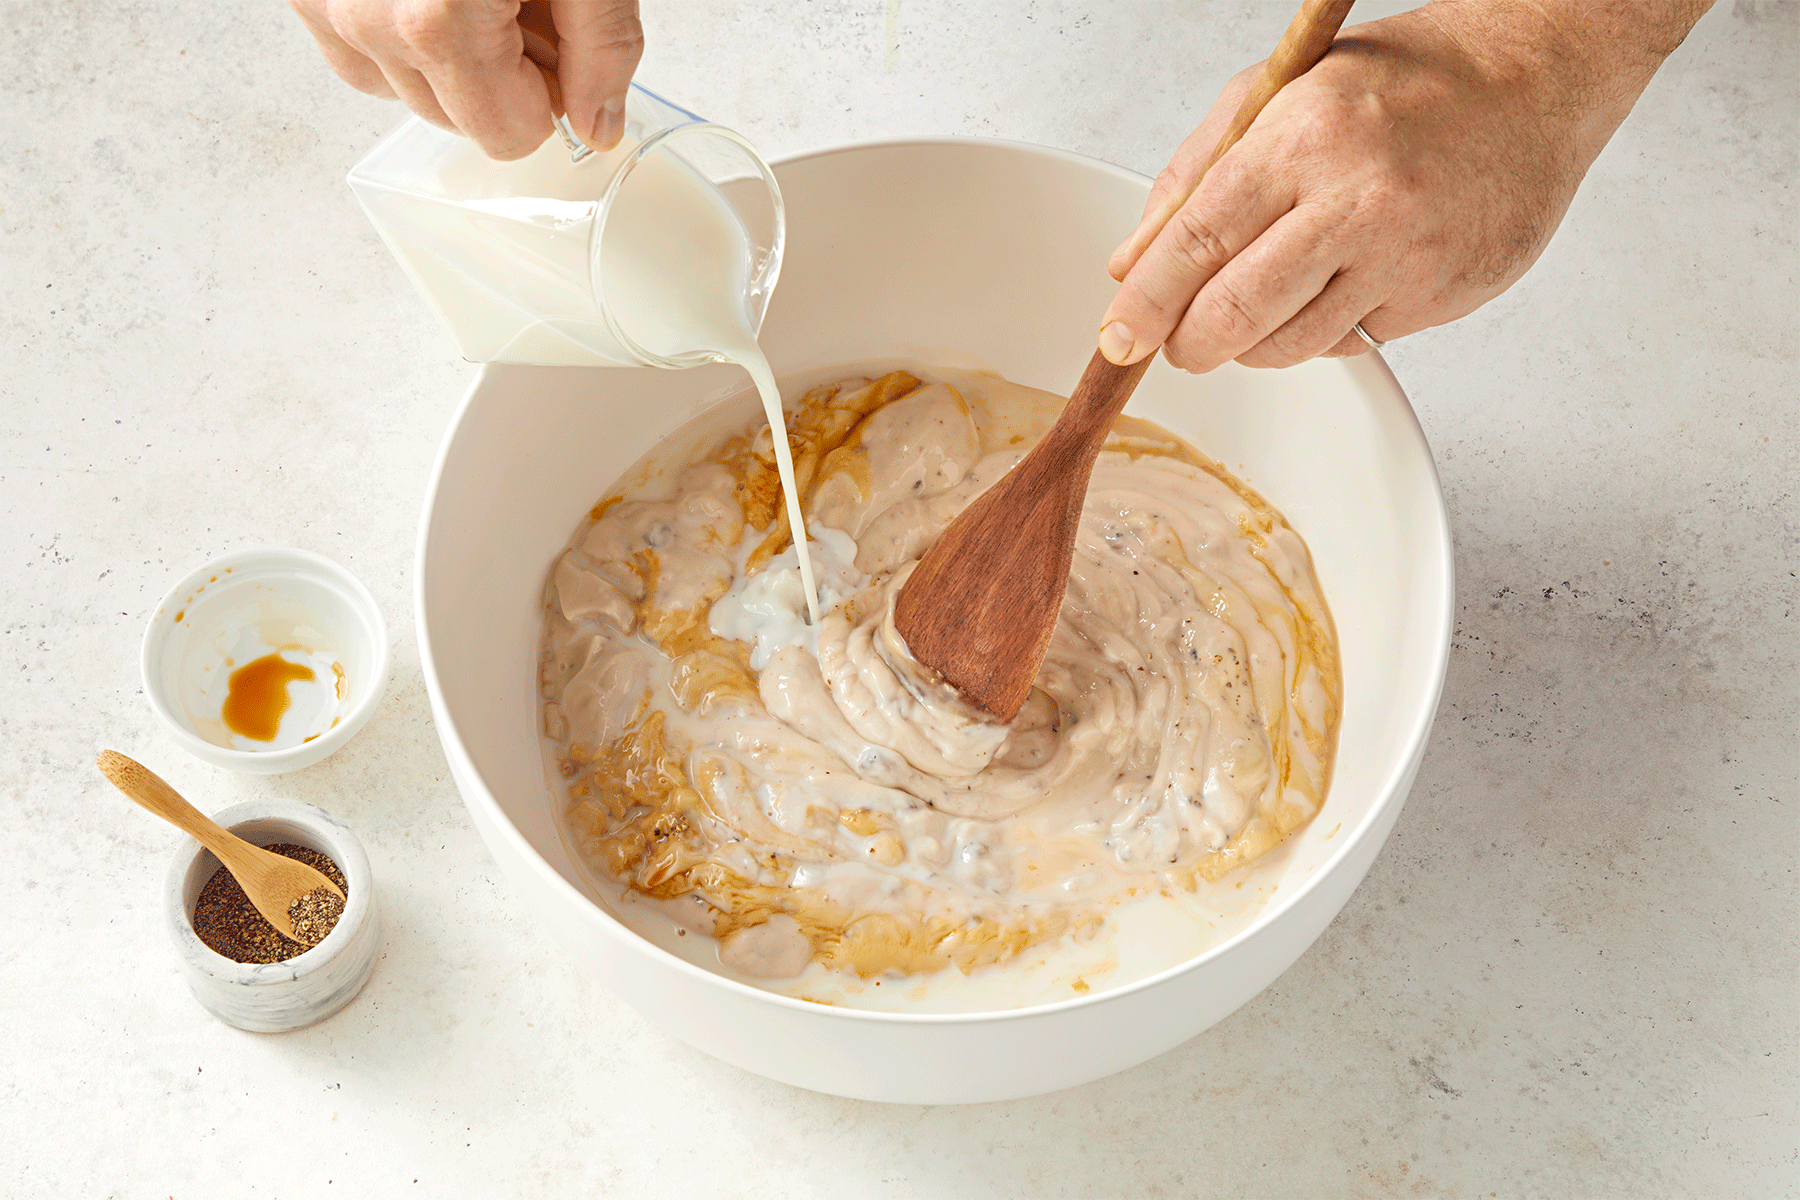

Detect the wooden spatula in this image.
[892,0,1356,722]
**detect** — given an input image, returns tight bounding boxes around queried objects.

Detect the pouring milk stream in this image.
[348,86,821,622]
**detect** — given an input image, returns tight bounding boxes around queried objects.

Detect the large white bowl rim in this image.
[415,136,1453,1029]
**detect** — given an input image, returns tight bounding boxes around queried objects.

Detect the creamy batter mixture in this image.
[539,365,1340,1004]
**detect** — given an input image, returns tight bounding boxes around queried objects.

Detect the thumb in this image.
[550,0,645,151]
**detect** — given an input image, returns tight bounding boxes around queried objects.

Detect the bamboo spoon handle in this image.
[1111,0,1356,278]
[97,750,257,873]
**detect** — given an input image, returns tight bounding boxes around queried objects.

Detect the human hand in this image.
[1098,1,1708,371]
[290,0,644,160]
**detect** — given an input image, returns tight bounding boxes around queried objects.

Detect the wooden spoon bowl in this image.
[892,353,1152,719]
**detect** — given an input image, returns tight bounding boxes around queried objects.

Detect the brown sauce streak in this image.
[222,653,315,742]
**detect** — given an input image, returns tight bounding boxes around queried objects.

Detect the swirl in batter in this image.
[539,366,1340,986]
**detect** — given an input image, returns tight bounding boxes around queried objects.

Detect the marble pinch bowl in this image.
[165,798,379,1032]
[142,546,390,775]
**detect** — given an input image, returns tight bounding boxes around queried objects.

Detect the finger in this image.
[410,9,556,160]
[1235,271,1389,368]
[426,52,556,160]
[1097,153,1294,367]
[377,59,455,131]
[1320,305,1403,358]
[1159,209,1345,373]
[551,0,645,151]
[1108,62,1260,282]
[287,0,394,98]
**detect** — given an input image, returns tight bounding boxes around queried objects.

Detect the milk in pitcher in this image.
[349,103,819,618]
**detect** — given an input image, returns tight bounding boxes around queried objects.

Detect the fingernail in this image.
[594,94,627,151]
[1098,320,1136,365]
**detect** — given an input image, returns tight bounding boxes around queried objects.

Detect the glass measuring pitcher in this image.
[347,84,784,368]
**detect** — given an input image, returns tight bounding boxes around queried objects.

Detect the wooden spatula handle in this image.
[1113,0,1355,277]
[1036,351,1158,473]
[891,0,1353,724]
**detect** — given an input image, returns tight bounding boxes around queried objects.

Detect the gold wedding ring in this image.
[1353,321,1386,350]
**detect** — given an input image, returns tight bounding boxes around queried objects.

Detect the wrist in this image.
[1422,0,1713,159]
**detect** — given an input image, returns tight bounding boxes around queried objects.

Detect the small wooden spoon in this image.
[97,750,345,946]
[893,0,1356,722]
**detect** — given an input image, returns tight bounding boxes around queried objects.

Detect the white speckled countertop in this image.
[3,2,1794,1195]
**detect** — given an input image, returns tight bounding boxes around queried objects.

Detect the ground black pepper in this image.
[286,884,346,945]
[191,843,348,963]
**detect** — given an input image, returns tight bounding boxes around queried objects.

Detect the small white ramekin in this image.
[142,547,389,774]
[164,798,379,1032]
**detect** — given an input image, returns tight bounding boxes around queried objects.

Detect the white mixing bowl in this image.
[416,139,1452,1104]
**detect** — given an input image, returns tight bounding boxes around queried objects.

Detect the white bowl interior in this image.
[417,140,1450,1096]
[144,548,388,772]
